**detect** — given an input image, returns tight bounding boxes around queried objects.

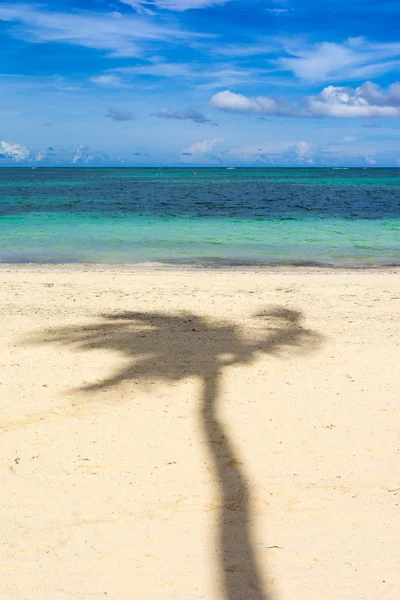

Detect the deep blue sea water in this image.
[1,167,399,266]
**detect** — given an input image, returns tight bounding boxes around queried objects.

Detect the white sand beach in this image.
[1,266,399,599]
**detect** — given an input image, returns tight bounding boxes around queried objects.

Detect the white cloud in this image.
[35,148,56,161]
[218,140,317,165]
[209,36,400,85]
[117,61,195,78]
[118,1,155,14]
[183,137,223,156]
[295,141,312,161]
[209,90,302,116]
[197,68,265,90]
[307,82,400,117]
[212,42,277,58]
[224,141,400,167]
[115,61,262,88]
[277,37,400,82]
[121,0,231,11]
[210,90,270,114]
[210,82,400,119]
[0,140,29,161]
[90,75,124,87]
[72,145,94,164]
[0,4,200,58]
[265,8,289,14]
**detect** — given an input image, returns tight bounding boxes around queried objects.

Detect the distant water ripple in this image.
[1,167,399,266]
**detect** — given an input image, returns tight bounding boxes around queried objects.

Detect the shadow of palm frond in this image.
[39,308,319,391]
[29,306,322,600]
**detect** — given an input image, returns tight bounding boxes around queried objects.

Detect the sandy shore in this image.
[1,266,399,600]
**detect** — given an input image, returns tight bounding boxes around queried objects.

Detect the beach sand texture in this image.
[1,267,399,599]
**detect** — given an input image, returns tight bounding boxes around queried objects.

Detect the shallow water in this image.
[1,167,399,266]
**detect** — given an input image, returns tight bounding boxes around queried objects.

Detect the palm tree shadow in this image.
[30,307,322,600]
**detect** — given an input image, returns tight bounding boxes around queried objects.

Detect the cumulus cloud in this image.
[183,138,223,156]
[209,90,303,116]
[295,141,313,163]
[153,107,216,124]
[224,140,399,167]
[0,140,29,162]
[212,140,344,166]
[72,145,94,164]
[210,82,400,119]
[307,82,400,117]
[106,107,136,121]
[35,148,56,161]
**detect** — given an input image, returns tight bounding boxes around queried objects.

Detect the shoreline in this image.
[1,261,400,274]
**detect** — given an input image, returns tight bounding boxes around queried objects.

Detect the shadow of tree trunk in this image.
[25,306,322,599]
[203,370,270,599]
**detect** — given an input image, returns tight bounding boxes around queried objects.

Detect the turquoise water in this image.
[1,167,399,266]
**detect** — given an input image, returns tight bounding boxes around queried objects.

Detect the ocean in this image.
[1,167,399,266]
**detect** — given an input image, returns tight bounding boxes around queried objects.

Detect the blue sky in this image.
[1,0,400,166]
